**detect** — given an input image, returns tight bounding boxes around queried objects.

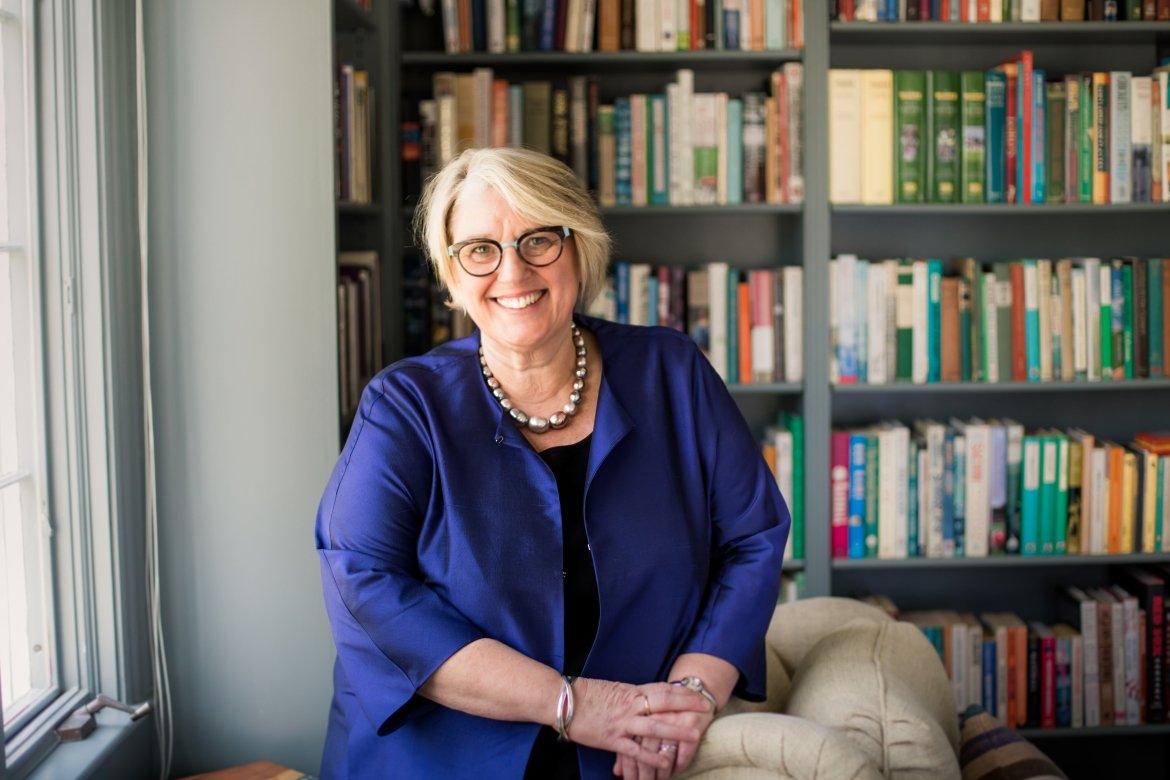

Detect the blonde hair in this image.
[414,147,611,309]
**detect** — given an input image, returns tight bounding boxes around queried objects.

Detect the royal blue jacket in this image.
[316,314,789,779]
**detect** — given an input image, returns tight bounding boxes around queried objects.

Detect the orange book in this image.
[940,277,960,382]
[1092,73,1110,204]
[738,281,752,384]
[491,80,509,147]
[750,0,765,49]
[598,0,620,50]
[1010,262,1027,381]
[1107,443,1125,553]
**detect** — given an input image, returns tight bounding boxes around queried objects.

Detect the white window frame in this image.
[3,0,149,777]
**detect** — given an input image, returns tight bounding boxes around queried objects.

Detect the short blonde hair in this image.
[414,147,611,309]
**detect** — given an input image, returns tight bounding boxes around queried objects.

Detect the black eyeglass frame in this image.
[447,226,572,277]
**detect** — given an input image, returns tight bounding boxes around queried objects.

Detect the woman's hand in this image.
[612,685,715,780]
[566,679,709,772]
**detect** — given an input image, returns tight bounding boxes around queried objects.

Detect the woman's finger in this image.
[655,742,678,780]
[628,715,702,744]
[640,685,711,716]
[674,738,700,773]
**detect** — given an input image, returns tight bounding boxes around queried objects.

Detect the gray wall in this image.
[145,0,338,773]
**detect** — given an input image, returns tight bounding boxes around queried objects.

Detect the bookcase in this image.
[335,0,1170,773]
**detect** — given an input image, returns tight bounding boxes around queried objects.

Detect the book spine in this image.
[961,71,986,203]
[985,69,1007,204]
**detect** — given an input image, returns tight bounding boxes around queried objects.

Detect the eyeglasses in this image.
[447,226,572,277]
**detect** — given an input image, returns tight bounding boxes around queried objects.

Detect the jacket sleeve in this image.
[316,374,486,734]
[678,349,791,701]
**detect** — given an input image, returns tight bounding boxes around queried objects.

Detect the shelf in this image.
[829,20,1170,46]
[832,378,1170,394]
[334,0,376,33]
[831,203,1170,215]
[785,559,805,572]
[602,204,802,216]
[728,382,803,395]
[401,50,804,70]
[1019,723,1170,739]
[833,552,1170,570]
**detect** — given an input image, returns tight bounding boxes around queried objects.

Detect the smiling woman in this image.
[315,147,791,780]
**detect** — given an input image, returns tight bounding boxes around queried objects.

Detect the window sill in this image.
[25,711,151,780]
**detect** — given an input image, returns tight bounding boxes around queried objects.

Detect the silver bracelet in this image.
[555,675,576,742]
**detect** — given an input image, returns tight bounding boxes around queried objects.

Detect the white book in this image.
[441,0,459,52]
[1089,445,1108,555]
[828,259,839,384]
[669,70,694,206]
[1110,72,1133,204]
[877,424,899,560]
[1004,420,1024,555]
[1071,266,1087,378]
[708,262,730,381]
[893,423,910,558]
[488,0,506,52]
[952,418,991,557]
[1021,0,1040,20]
[580,0,597,51]
[836,254,858,383]
[565,0,582,52]
[1037,259,1053,382]
[1056,436,1069,553]
[659,0,676,52]
[738,0,751,50]
[884,260,899,382]
[951,617,969,712]
[1132,76,1152,201]
[716,93,729,205]
[1067,586,1100,727]
[765,0,787,50]
[914,420,947,558]
[782,266,803,382]
[868,259,889,385]
[675,0,690,51]
[1109,586,1141,725]
[1156,70,1170,202]
[912,260,929,384]
[636,0,658,51]
[828,70,863,204]
[628,263,653,326]
[1109,594,1126,724]
[855,261,869,382]
[692,93,719,205]
[860,70,894,205]
[784,63,805,204]
[1082,257,1101,381]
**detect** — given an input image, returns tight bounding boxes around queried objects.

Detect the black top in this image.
[524,434,599,780]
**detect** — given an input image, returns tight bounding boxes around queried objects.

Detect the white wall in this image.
[145,0,339,773]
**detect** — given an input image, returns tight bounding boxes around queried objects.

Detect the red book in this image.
[1040,628,1057,728]
[978,0,991,19]
[772,70,789,203]
[738,280,752,384]
[1011,262,1027,381]
[1003,63,1018,204]
[830,431,851,559]
[1134,431,1170,454]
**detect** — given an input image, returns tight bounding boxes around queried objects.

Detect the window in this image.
[1,0,55,741]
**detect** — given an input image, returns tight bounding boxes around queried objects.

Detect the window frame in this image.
[3,0,150,776]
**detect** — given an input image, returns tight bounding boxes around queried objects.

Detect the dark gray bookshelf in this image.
[833,378,1170,393]
[401,50,805,67]
[835,553,1170,570]
[830,20,1170,46]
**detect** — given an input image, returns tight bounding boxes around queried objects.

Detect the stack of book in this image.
[337,252,383,418]
[762,411,806,561]
[436,0,805,53]
[866,566,1169,730]
[587,261,805,384]
[829,58,1170,205]
[829,255,1170,385]
[335,63,376,204]
[834,0,1169,21]
[407,66,804,206]
[829,424,1170,559]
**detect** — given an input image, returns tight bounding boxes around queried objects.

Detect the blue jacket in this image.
[316,314,789,779]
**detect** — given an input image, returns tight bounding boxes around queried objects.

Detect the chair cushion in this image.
[958,705,1068,780]
[677,712,884,780]
[767,597,896,675]
[784,618,960,779]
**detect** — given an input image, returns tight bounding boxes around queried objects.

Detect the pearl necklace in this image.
[479,324,587,434]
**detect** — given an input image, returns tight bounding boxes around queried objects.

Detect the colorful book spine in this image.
[931,70,961,203]
[961,71,986,203]
[895,70,928,203]
[1031,68,1046,204]
[848,432,867,559]
[1021,435,1042,555]
[985,69,1007,204]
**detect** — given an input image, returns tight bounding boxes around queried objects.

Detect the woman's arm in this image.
[419,638,710,768]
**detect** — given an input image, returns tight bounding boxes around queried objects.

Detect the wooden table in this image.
[179,760,314,780]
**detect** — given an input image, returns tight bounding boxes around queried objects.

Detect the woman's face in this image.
[446,182,580,356]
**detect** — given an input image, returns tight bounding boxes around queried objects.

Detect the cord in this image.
[135,0,173,776]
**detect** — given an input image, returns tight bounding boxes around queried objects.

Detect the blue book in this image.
[723,9,740,50]
[908,438,920,558]
[614,98,632,206]
[943,430,956,557]
[1055,633,1072,727]
[982,638,997,713]
[953,434,966,558]
[848,433,868,559]
[1032,69,1046,204]
[985,70,1007,204]
[726,268,739,385]
[927,260,942,383]
[538,0,555,50]
[727,98,744,205]
[647,94,669,205]
[1021,435,1042,555]
[646,275,659,327]
[614,262,630,324]
[1024,259,1041,381]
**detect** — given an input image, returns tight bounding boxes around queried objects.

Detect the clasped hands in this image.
[564,678,715,780]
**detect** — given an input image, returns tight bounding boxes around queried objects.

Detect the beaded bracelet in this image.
[555,675,576,743]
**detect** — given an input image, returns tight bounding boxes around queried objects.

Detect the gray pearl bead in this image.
[500,398,513,410]
[575,367,587,378]
[564,402,578,416]
[573,379,584,391]
[549,412,568,428]
[569,391,581,404]
[492,388,506,400]
[509,408,529,425]
[576,356,587,368]
[527,416,550,433]
[487,377,500,389]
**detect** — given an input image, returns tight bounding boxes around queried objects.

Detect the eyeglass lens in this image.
[457,229,564,274]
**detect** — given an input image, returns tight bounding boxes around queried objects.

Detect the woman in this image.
[316,147,789,779]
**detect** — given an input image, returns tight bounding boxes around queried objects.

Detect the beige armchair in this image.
[679,597,961,780]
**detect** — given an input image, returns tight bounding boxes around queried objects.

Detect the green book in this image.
[1045,81,1066,203]
[1079,73,1093,203]
[895,70,928,204]
[930,71,961,203]
[864,432,880,558]
[1054,435,1069,555]
[1038,436,1058,555]
[1099,262,1114,380]
[506,0,521,51]
[1021,434,1042,555]
[1122,260,1134,379]
[962,257,983,383]
[958,276,973,382]
[896,260,914,381]
[726,267,739,385]
[1111,259,1125,379]
[992,261,1013,383]
[960,71,986,204]
[780,411,805,560]
[908,436,920,557]
[1150,258,1165,377]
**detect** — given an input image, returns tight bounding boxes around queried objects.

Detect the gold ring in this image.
[641,695,652,716]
